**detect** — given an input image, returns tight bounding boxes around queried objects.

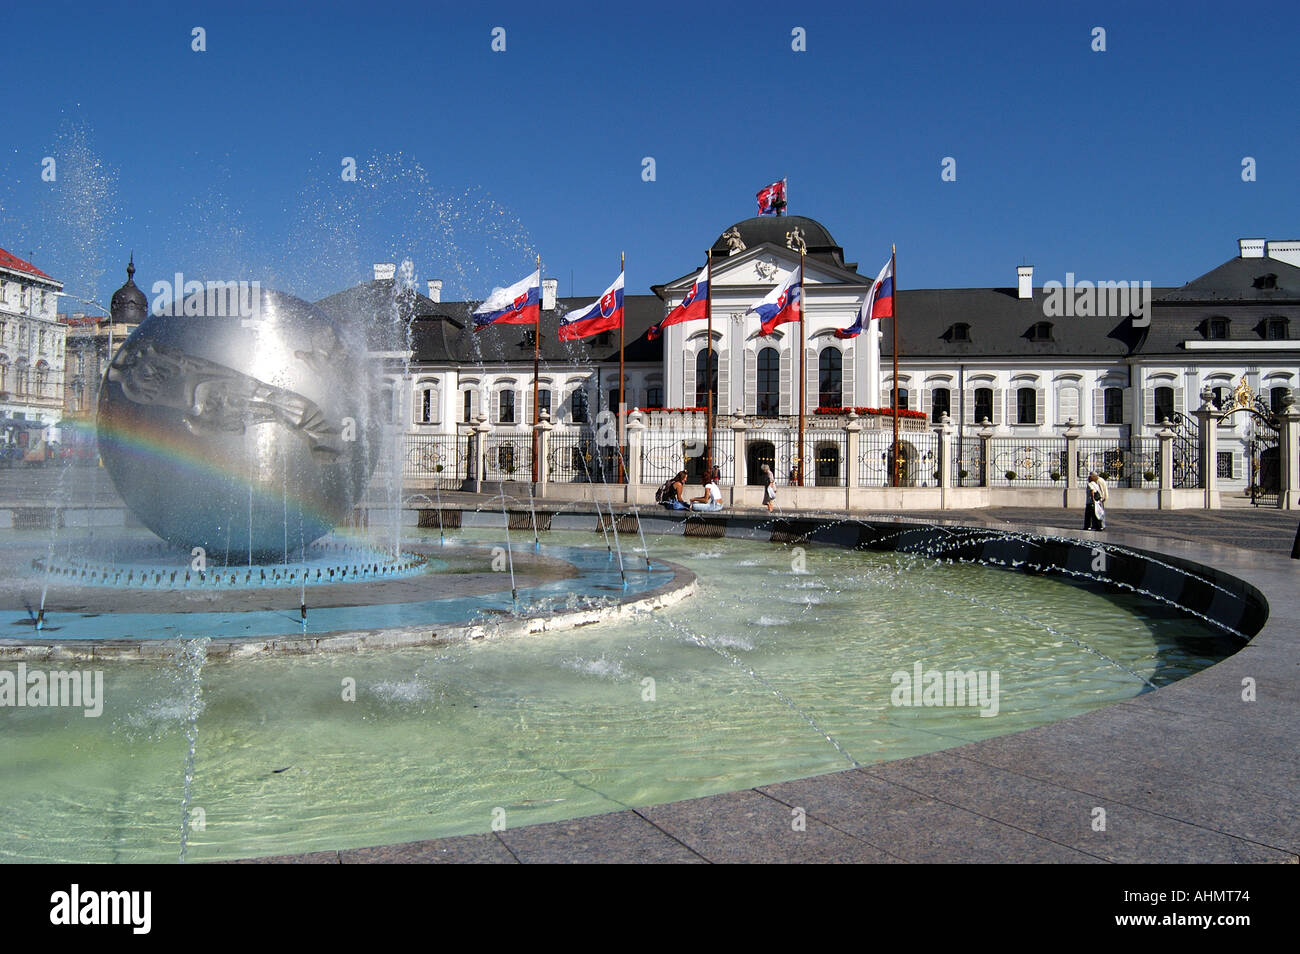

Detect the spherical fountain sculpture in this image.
[96,286,379,558]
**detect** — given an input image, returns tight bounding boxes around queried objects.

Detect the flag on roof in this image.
[756,178,787,216]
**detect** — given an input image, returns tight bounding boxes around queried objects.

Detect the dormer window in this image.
[1253,273,1278,290]
[590,331,614,347]
[520,330,537,349]
[1265,318,1288,340]
[1027,321,1053,342]
[1207,318,1229,340]
[949,322,971,342]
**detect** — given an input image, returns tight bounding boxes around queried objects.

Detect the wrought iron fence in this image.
[482,433,533,482]
[856,430,941,487]
[403,434,471,488]
[952,436,984,487]
[738,429,801,485]
[1165,411,1202,488]
[989,438,1069,487]
[546,431,626,483]
[1077,437,1160,489]
[640,428,708,485]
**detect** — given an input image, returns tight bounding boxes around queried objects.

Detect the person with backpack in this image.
[657,470,689,510]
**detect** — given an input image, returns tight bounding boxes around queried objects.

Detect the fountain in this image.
[0,163,1264,863]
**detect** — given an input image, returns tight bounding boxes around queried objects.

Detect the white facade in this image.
[0,258,66,425]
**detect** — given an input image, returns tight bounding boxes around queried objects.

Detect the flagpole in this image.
[705,249,713,479]
[533,253,541,484]
[891,244,899,488]
[618,251,625,484]
[797,246,805,487]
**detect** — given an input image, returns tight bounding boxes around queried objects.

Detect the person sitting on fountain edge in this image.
[690,467,724,512]
[658,471,689,510]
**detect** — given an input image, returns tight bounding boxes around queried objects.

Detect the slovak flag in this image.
[834,258,893,339]
[648,267,708,340]
[558,271,624,341]
[756,178,787,216]
[750,266,803,336]
[473,269,540,330]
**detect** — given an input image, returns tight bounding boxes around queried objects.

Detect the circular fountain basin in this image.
[0,526,1239,862]
[0,530,690,656]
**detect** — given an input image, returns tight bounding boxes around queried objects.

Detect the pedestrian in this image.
[690,467,723,512]
[760,463,777,513]
[1083,471,1105,531]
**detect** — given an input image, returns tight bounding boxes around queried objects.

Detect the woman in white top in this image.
[690,467,724,512]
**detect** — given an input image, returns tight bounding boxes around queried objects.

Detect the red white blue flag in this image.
[473,269,540,330]
[750,266,803,336]
[558,271,624,341]
[648,267,708,340]
[835,258,893,339]
[756,178,787,215]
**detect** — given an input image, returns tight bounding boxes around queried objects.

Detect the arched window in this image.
[1104,387,1123,424]
[695,350,717,411]
[497,389,516,424]
[931,387,951,422]
[818,347,842,409]
[1016,387,1036,424]
[415,384,439,424]
[757,347,779,417]
[1154,386,1175,421]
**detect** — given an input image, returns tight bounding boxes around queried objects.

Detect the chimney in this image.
[1238,238,1266,259]
[542,278,558,310]
[373,263,396,281]
[426,279,442,303]
[1017,265,1033,300]
[1264,240,1300,269]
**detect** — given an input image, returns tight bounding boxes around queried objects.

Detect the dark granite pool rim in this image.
[238,507,1300,863]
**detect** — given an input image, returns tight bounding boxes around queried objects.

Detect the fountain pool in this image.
[0,525,1238,863]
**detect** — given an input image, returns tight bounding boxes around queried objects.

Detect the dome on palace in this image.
[109,255,149,324]
[710,215,846,264]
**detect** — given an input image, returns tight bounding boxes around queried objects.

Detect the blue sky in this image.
[2,0,1296,309]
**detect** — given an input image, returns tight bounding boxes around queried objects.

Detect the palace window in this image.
[571,388,589,423]
[645,386,663,410]
[538,388,551,417]
[1104,387,1123,424]
[890,387,909,410]
[757,347,779,417]
[695,350,718,411]
[498,389,515,424]
[1270,387,1289,415]
[818,347,842,409]
[1016,387,1036,425]
[1154,386,1175,421]
[974,387,993,424]
[463,390,473,423]
[931,387,951,422]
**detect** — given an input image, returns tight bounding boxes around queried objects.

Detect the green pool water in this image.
[0,529,1235,863]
